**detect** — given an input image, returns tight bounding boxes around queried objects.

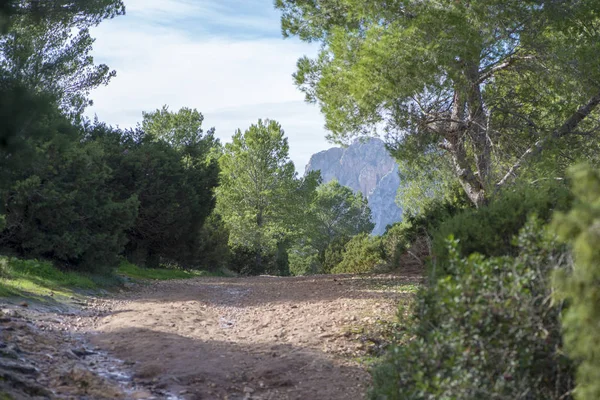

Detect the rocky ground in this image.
[0,273,420,400]
[0,302,158,399]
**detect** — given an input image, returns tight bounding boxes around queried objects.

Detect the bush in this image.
[432,180,571,270]
[227,245,276,276]
[332,233,385,274]
[321,237,347,273]
[370,218,574,400]
[194,213,231,271]
[289,245,319,275]
[552,165,600,400]
[381,197,466,270]
[1,140,139,273]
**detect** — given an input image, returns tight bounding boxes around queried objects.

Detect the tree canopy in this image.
[217,120,298,250]
[0,0,124,117]
[309,179,373,251]
[276,0,600,206]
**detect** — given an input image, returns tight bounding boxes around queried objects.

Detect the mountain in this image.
[305,138,403,235]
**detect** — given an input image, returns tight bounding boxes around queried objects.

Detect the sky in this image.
[86,0,331,172]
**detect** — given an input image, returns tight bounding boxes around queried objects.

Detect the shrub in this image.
[370,218,574,400]
[432,180,571,270]
[332,233,385,274]
[321,237,347,273]
[227,245,276,276]
[382,197,466,270]
[289,245,319,276]
[552,164,600,400]
[194,213,231,271]
[1,143,139,273]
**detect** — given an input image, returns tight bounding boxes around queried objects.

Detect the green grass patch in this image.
[116,261,228,281]
[0,256,107,299]
[0,257,229,301]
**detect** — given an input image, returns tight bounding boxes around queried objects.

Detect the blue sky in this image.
[86,0,330,171]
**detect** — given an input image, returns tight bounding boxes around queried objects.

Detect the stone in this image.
[0,359,39,375]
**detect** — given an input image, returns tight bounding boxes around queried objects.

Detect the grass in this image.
[0,256,105,299]
[0,257,227,301]
[116,261,208,280]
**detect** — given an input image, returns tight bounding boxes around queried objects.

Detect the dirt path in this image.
[78,274,419,400]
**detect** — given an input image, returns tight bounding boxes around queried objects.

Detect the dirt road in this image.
[80,274,419,400]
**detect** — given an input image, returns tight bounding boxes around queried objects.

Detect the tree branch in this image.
[478,55,535,84]
[496,90,600,188]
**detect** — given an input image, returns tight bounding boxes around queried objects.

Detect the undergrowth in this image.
[0,257,230,300]
[116,261,229,280]
[0,256,113,299]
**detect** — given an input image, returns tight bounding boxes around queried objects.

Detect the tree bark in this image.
[443,86,488,207]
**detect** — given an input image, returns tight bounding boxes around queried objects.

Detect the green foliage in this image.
[381,195,467,270]
[321,237,346,274]
[275,240,291,276]
[216,119,309,275]
[276,0,600,205]
[0,78,61,152]
[0,4,226,279]
[194,213,231,272]
[0,255,111,298]
[1,256,97,289]
[142,105,219,152]
[228,245,276,276]
[432,180,571,269]
[310,180,374,248]
[395,156,469,218]
[0,0,125,117]
[116,261,213,281]
[332,233,384,274]
[0,2,135,273]
[371,218,574,400]
[552,164,600,400]
[1,102,219,273]
[88,121,220,270]
[288,245,319,276]
[291,179,374,275]
[0,109,138,273]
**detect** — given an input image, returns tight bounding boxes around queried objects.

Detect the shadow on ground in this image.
[90,327,369,400]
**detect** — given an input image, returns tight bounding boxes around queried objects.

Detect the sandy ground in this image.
[79,273,420,400]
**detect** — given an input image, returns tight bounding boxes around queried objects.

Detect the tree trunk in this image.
[255,208,264,273]
[444,87,488,207]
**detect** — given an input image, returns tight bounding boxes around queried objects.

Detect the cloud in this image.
[87,0,330,171]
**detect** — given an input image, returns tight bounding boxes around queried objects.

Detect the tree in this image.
[86,121,220,270]
[332,233,384,274]
[0,108,138,272]
[0,0,125,117]
[137,106,221,268]
[311,180,373,244]
[276,0,600,206]
[141,105,218,150]
[216,119,305,274]
[0,77,59,151]
[1,1,124,33]
[287,179,374,274]
[308,180,373,269]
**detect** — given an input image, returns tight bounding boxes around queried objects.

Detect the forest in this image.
[1,0,600,399]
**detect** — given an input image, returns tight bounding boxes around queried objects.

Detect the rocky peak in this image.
[305,138,403,235]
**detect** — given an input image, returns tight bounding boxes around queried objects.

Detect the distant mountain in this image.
[305,138,403,235]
